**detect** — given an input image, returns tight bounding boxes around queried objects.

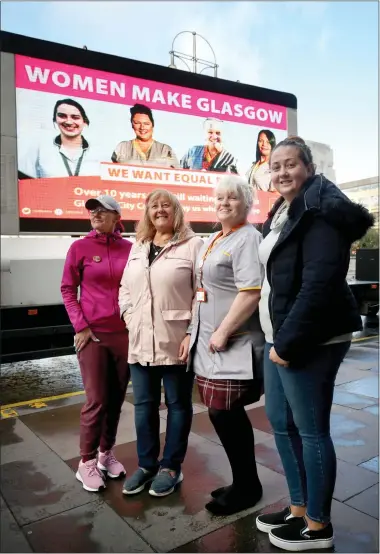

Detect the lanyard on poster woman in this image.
[197,223,246,303]
[60,151,85,177]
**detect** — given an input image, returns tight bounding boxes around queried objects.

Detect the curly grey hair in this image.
[214,174,255,213]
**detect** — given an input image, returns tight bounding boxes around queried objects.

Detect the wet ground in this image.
[1,312,378,406]
[0,355,83,406]
[0,337,379,553]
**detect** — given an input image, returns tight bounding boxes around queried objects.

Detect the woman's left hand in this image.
[269,347,289,367]
[209,329,228,353]
[179,334,191,362]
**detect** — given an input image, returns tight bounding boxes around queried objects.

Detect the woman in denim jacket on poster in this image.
[255,137,374,551]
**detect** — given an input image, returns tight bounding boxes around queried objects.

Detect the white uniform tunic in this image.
[189,224,264,381]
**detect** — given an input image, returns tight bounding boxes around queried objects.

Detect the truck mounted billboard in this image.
[1,31,297,235]
[0,31,298,362]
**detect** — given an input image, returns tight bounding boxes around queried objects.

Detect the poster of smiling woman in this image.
[14,53,289,226]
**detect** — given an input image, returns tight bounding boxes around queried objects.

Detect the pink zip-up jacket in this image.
[61,230,132,334]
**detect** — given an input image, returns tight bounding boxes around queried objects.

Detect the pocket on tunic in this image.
[161,309,192,321]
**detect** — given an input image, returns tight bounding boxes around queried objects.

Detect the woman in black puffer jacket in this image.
[255,137,374,552]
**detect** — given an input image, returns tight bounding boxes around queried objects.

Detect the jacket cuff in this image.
[120,305,130,321]
[74,322,89,334]
[273,340,291,362]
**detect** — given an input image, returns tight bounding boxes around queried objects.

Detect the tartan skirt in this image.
[196,375,263,411]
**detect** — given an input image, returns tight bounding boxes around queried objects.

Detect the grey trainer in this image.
[149,468,184,497]
[122,468,156,495]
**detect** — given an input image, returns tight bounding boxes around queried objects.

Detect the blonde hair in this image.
[135,189,191,242]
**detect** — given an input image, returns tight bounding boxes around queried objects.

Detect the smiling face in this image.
[132,113,153,142]
[89,206,120,234]
[258,132,272,159]
[206,127,222,148]
[148,195,175,233]
[56,104,85,139]
[215,188,247,228]
[270,145,313,202]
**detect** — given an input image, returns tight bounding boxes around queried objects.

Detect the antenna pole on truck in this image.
[168,31,218,77]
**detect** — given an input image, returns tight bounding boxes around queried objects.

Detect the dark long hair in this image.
[53,98,90,125]
[255,129,276,164]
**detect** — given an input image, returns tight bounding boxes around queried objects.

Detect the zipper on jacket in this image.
[145,240,174,363]
[107,237,118,317]
[268,263,275,337]
[269,271,275,331]
[145,246,155,364]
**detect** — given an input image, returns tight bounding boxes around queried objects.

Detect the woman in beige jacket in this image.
[119,189,203,497]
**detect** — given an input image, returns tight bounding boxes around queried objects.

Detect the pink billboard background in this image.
[15,55,287,130]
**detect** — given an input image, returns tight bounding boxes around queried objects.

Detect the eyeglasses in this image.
[88,207,112,215]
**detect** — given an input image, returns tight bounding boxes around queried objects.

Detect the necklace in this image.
[151,243,164,257]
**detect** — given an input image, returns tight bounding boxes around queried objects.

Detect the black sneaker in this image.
[122,468,156,495]
[269,517,334,551]
[256,507,303,533]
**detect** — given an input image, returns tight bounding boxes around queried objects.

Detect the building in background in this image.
[339,176,379,229]
[305,140,336,182]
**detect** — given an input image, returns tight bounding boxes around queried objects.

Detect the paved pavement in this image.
[0,338,379,553]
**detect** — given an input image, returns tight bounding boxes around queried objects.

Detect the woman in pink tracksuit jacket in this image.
[61,195,132,493]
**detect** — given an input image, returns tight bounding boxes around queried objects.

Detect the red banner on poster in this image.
[18,165,279,223]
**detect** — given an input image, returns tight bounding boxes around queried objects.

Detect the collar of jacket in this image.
[135,227,197,252]
[265,173,374,243]
[85,229,123,242]
[54,135,89,150]
[267,174,323,221]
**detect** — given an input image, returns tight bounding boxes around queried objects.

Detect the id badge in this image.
[196,288,207,302]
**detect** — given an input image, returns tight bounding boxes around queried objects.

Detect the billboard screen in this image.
[15,54,288,229]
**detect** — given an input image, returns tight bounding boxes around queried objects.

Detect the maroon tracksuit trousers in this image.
[77,330,130,458]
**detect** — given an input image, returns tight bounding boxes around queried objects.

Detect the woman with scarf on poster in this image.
[181,118,238,174]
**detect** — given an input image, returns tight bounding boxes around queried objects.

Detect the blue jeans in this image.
[264,341,350,523]
[129,363,194,472]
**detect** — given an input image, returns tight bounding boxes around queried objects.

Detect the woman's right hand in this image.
[74,328,99,353]
[179,334,191,362]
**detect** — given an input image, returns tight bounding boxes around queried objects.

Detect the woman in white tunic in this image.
[188,174,265,516]
[246,129,276,191]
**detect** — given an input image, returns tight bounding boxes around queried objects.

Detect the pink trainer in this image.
[97,450,126,478]
[76,459,106,492]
